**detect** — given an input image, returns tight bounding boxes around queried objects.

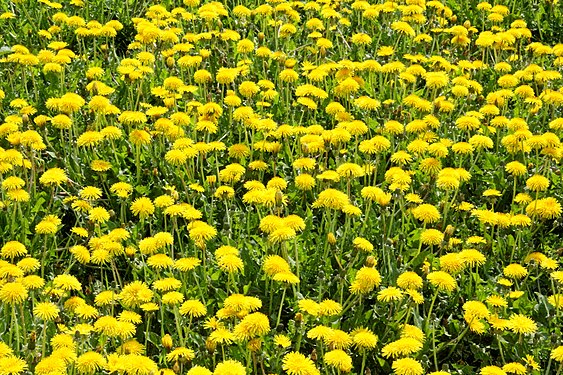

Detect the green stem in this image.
[424,289,439,332]
[275,287,287,328]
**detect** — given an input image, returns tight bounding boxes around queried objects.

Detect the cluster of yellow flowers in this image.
[1,0,563,373]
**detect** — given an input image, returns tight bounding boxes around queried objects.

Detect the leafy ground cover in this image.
[0,0,563,374]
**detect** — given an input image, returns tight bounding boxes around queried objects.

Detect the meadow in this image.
[0,0,563,374]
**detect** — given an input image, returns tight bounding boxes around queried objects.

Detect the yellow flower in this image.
[268,227,296,244]
[274,334,292,348]
[119,281,153,307]
[397,272,423,290]
[233,312,270,340]
[420,229,444,245]
[551,346,563,362]
[377,287,403,302]
[214,360,246,375]
[162,291,185,305]
[188,366,213,375]
[89,207,110,224]
[166,347,195,362]
[0,282,28,304]
[76,351,107,374]
[352,328,378,350]
[480,366,507,375]
[39,167,67,186]
[179,299,207,317]
[312,189,349,210]
[503,264,528,279]
[118,111,147,125]
[110,182,133,198]
[217,254,244,273]
[175,257,201,272]
[391,358,424,375]
[324,349,352,372]
[2,176,25,191]
[427,271,457,292]
[507,314,537,335]
[282,352,320,375]
[35,214,61,234]
[353,237,374,252]
[1,241,27,259]
[0,355,28,374]
[350,267,381,294]
[33,302,60,320]
[382,337,423,358]
[129,130,152,146]
[502,362,526,374]
[526,174,550,192]
[130,197,155,219]
[505,161,527,176]
[53,274,82,291]
[411,204,441,223]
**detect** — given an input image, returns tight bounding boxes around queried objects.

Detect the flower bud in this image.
[207,175,217,185]
[162,334,173,350]
[205,337,216,353]
[327,232,337,245]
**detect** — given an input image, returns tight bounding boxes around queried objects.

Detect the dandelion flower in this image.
[89,207,110,224]
[480,366,507,375]
[0,356,28,375]
[39,167,67,186]
[324,349,352,372]
[214,359,246,375]
[397,272,423,290]
[551,346,563,362]
[411,204,441,223]
[218,255,244,273]
[503,264,528,279]
[188,366,213,375]
[130,197,155,219]
[282,352,320,375]
[76,351,107,374]
[33,302,60,320]
[420,229,444,245]
[427,271,457,292]
[352,329,378,350]
[1,241,27,259]
[377,287,403,302]
[507,314,537,335]
[0,282,28,304]
[180,299,207,317]
[382,338,423,358]
[391,357,424,375]
[233,312,270,340]
[502,363,526,374]
[166,347,195,362]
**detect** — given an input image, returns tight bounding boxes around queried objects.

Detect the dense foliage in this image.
[0,0,563,374]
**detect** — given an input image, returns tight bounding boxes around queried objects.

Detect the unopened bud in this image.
[205,337,216,353]
[166,57,175,68]
[310,349,317,361]
[275,190,284,206]
[172,361,180,373]
[248,338,262,352]
[206,175,217,185]
[162,334,173,350]
[327,232,337,245]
